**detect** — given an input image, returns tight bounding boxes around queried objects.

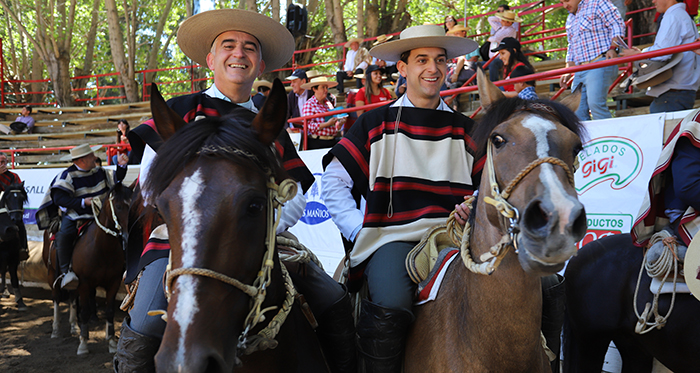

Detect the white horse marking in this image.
[522,116,576,233]
[174,168,205,367]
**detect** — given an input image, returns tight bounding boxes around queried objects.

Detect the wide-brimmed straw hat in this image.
[60,144,102,162]
[252,79,272,90]
[344,37,364,48]
[685,237,700,301]
[370,25,478,62]
[373,34,394,46]
[630,53,683,90]
[446,24,471,36]
[301,76,339,90]
[177,9,294,73]
[495,10,522,23]
[306,70,322,79]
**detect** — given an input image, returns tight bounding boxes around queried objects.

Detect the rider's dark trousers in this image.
[55,215,78,275]
[363,241,418,313]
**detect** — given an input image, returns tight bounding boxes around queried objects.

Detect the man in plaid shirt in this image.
[559,0,625,121]
[301,76,346,149]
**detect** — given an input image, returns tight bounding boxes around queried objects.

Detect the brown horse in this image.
[142,81,328,372]
[404,70,587,372]
[42,183,132,355]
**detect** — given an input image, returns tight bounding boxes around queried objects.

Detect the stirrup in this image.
[53,273,65,289]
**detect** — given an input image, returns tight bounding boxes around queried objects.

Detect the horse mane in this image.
[470,97,586,161]
[106,182,133,204]
[143,115,286,203]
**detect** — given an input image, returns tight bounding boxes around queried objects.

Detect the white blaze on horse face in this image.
[174,168,205,367]
[521,116,576,234]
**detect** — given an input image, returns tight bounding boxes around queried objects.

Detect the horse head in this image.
[472,68,586,276]
[97,182,133,245]
[144,81,290,372]
[1,181,27,224]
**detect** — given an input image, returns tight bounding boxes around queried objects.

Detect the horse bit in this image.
[449,131,576,276]
[161,152,299,356]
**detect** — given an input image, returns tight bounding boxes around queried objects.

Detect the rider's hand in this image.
[84,197,92,207]
[454,197,471,226]
[117,153,129,166]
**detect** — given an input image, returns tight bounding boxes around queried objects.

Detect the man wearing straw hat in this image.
[487,10,521,82]
[371,34,398,82]
[41,145,128,290]
[117,9,355,373]
[559,0,625,121]
[251,79,272,110]
[321,24,479,372]
[301,76,346,149]
[335,37,371,95]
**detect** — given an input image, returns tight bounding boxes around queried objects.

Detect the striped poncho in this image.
[323,102,482,268]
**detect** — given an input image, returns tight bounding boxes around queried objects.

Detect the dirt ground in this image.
[0,285,125,373]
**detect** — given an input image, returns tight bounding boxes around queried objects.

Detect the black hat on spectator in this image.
[491,37,521,53]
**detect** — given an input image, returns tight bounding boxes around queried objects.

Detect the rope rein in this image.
[90,194,122,237]
[450,139,575,275]
[633,231,680,334]
[163,176,299,356]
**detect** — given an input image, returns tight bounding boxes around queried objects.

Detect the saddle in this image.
[405,224,457,284]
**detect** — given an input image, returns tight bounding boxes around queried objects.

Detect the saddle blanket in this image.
[415,249,459,305]
[650,277,690,295]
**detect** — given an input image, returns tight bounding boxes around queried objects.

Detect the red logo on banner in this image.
[576,229,621,250]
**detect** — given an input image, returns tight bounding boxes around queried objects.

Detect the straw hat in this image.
[495,10,522,23]
[301,76,338,90]
[684,237,700,301]
[177,9,294,73]
[306,70,323,79]
[446,24,470,36]
[60,144,102,162]
[252,79,272,90]
[370,25,478,62]
[630,54,683,90]
[373,34,394,46]
[344,37,364,48]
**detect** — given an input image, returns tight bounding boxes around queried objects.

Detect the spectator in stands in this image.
[620,0,700,113]
[336,37,370,95]
[285,69,312,124]
[509,65,539,100]
[301,77,346,149]
[559,0,624,121]
[11,106,35,134]
[0,152,28,261]
[447,25,478,89]
[111,119,130,166]
[252,79,272,110]
[444,15,459,32]
[487,10,521,82]
[491,37,535,96]
[355,65,393,115]
[372,35,398,82]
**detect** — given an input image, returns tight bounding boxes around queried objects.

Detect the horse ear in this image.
[150,83,187,141]
[560,84,581,113]
[252,78,287,145]
[477,67,505,111]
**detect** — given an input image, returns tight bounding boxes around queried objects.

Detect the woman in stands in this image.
[301,77,347,150]
[490,37,534,97]
[444,15,458,32]
[112,119,130,165]
[355,65,393,116]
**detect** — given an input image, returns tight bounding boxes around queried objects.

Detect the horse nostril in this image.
[204,354,227,373]
[570,204,587,241]
[522,199,551,235]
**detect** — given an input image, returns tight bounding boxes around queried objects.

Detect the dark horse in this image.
[42,183,132,355]
[0,181,27,310]
[142,81,327,372]
[564,233,700,372]
[404,69,588,372]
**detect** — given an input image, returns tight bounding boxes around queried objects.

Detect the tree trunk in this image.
[45,51,74,107]
[357,0,365,39]
[145,0,175,87]
[271,0,280,21]
[324,0,347,65]
[31,50,46,105]
[73,0,101,103]
[105,0,139,102]
[366,0,379,38]
[629,0,656,46]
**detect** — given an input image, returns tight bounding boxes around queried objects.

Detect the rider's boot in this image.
[541,274,565,373]
[18,222,29,261]
[113,316,160,373]
[357,300,414,373]
[14,287,27,311]
[55,220,78,290]
[316,285,357,373]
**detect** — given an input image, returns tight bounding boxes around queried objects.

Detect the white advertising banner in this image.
[574,113,666,248]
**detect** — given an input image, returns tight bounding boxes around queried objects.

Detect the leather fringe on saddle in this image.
[634,229,686,334]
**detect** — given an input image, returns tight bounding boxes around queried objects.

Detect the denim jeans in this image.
[572,61,617,121]
[649,90,696,114]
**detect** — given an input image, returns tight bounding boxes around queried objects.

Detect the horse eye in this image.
[492,134,507,149]
[247,201,265,215]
